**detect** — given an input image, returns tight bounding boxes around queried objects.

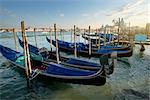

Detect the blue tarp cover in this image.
[135,34,147,42]
[66,58,100,67]
[46,62,95,76]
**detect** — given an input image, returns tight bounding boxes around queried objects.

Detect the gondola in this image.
[0,45,106,86]
[18,37,114,74]
[46,37,133,57]
[47,36,131,51]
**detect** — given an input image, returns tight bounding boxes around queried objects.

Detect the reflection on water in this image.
[0,32,149,100]
[139,52,144,58]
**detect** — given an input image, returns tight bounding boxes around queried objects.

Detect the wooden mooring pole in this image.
[84,29,86,44]
[63,29,64,40]
[74,25,77,58]
[33,28,38,47]
[71,29,73,43]
[96,29,98,46]
[98,29,101,49]
[112,31,114,45]
[107,29,110,44]
[104,26,107,46]
[88,26,91,56]
[118,18,121,45]
[21,21,32,88]
[78,31,80,42]
[49,28,53,51]
[13,28,18,51]
[54,24,60,64]
[60,29,62,40]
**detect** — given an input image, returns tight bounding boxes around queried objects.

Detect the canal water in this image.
[0,32,149,100]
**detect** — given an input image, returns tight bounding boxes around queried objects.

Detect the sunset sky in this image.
[0,0,149,28]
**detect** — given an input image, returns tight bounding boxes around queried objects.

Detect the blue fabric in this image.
[18,37,39,55]
[134,34,147,42]
[97,49,129,54]
[19,37,48,59]
[52,39,83,51]
[0,45,19,61]
[57,40,85,49]
[46,62,95,76]
[100,33,113,40]
[100,33,119,42]
[46,36,86,51]
[101,45,122,49]
[66,58,99,67]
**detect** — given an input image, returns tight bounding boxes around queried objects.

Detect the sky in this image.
[0,0,149,29]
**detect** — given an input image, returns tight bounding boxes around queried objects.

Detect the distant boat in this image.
[75,33,80,36]
[82,33,118,44]
[0,45,106,86]
[41,31,49,34]
[82,33,105,44]
[0,30,5,33]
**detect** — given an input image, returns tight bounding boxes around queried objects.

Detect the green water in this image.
[0,32,149,100]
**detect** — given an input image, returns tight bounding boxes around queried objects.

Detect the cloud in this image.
[60,13,64,17]
[125,10,148,20]
[81,11,107,20]
[136,11,148,16]
[107,0,145,17]
[81,13,89,17]
[0,8,17,18]
[57,10,64,17]
[103,0,148,27]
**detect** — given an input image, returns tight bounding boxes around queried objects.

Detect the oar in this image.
[13,28,18,51]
